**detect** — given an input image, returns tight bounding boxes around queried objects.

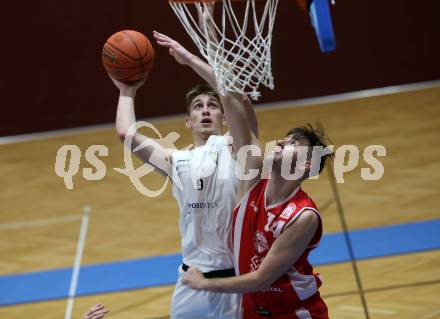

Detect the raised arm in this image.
[112,77,173,177]
[199,2,259,140]
[182,210,319,293]
[153,31,216,90]
[153,31,259,140]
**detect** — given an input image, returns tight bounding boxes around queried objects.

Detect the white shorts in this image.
[171,266,241,319]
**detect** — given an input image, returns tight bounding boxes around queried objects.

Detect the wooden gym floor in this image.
[0,84,439,318]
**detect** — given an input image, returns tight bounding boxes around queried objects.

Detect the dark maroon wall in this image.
[2,0,440,136]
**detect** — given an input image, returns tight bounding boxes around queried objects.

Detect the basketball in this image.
[102,30,155,83]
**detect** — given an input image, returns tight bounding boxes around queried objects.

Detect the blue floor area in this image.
[1,219,439,306]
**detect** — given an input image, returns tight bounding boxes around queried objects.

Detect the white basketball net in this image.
[169,0,280,100]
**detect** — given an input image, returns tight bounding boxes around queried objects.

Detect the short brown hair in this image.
[285,124,334,174]
[185,83,222,114]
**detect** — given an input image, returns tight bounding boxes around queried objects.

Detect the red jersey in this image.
[233,179,328,318]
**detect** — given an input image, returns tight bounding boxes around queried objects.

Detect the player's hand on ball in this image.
[182,267,205,290]
[109,75,146,94]
[84,303,109,319]
[153,31,194,66]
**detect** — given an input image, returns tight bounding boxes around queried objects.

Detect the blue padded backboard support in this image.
[309,0,336,52]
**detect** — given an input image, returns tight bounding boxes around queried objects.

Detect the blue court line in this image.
[0,219,439,306]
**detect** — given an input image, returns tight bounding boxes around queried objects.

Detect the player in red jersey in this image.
[184,116,332,318]
[181,52,333,317]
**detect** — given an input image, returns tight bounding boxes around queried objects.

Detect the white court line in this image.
[0,215,82,231]
[339,305,397,315]
[1,80,439,145]
[64,206,90,319]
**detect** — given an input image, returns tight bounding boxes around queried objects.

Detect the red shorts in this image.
[242,292,329,319]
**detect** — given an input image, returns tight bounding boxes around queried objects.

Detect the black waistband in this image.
[182,263,235,279]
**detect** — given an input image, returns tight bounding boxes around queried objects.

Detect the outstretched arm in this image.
[153,31,259,140]
[153,30,217,90]
[113,77,174,177]
[182,210,319,293]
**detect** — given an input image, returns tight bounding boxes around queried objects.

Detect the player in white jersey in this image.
[110,28,258,318]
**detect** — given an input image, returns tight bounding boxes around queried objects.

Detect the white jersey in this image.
[171,135,238,272]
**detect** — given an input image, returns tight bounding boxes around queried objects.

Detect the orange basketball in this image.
[102,30,155,83]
